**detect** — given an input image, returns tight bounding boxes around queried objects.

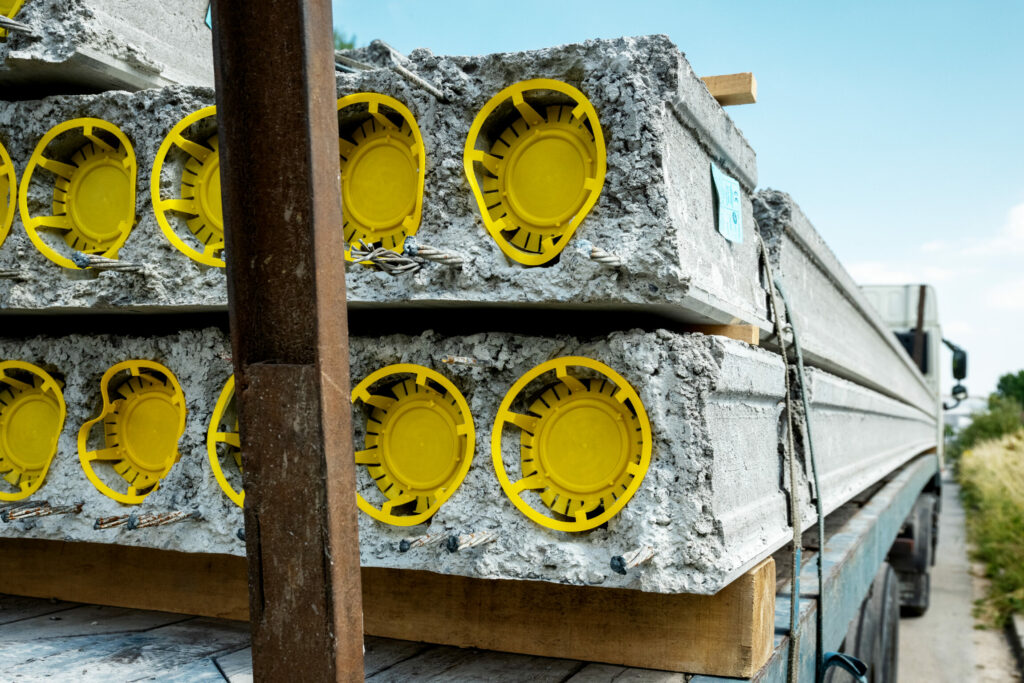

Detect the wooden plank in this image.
[684,323,760,346]
[216,647,254,682]
[364,636,434,677]
[0,604,187,640]
[0,539,249,621]
[0,616,249,679]
[0,594,77,625]
[365,643,585,682]
[211,0,364,677]
[701,73,758,106]
[361,558,775,678]
[568,663,686,681]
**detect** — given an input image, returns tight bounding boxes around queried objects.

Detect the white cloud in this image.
[846,261,954,285]
[844,201,1024,395]
[986,277,1024,312]
[964,201,1024,256]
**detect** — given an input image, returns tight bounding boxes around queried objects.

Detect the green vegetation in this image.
[997,369,1024,407]
[334,29,356,51]
[959,430,1024,625]
[947,394,1023,461]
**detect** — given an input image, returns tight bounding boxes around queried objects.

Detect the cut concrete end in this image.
[753,188,937,417]
[0,0,214,93]
[0,87,226,312]
[342,35,768,331]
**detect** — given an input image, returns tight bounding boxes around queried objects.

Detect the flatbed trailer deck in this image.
[0,454,938,681]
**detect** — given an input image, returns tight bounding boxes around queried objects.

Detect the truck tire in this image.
[826,563,899,682]
[899,572,930,618]
[876,563,900,682]
[890,494,935,573]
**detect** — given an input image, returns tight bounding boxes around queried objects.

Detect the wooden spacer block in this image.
[701,72,758,106]
[0,538,249,621]
[0,540,773,677]
[362,558,775,678]
[684,323,760,346]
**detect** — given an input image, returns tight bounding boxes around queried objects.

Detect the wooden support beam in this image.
[363,561,775,678]
[210,0,364,680]
[0,540,772,678]
[701,72,758,106]
[0,539,250,621]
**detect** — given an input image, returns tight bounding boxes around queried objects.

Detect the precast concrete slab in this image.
[0,327,935,595]
[0,87,226,312]
[754,189,937,417]
[0,0,213,94]
[338,36,769,331]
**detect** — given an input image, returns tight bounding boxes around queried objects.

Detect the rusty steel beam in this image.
[210,1,364,680]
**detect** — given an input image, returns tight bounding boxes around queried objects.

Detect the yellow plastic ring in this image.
[0,1,26,38]
[0,139,16,248]
[337,93,425,255]
[207,374,243,507]
[19,118,137,269]
[151,106,225,267]
[491,357,651,532]
[0,361,66,502]
[464,79,606,267]
[351,363,473,527]
[77,360,186,505]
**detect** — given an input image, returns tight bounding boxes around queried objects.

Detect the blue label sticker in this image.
[205,3,213,29]
[711,162,743,244]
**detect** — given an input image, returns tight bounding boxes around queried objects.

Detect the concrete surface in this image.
[0,327,936,596]
[340,36,769,331]
[898,473,1021,682]
[0,328,239,555]
[0,0,214,93]
[0,86,223,312]
[755,189,937,418]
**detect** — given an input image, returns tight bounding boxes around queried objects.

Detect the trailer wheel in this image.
[876,563,900,682]
[827,563,899,682]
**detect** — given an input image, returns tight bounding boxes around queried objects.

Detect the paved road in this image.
[898,472,1020,682]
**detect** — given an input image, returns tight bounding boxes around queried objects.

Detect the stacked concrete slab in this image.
[0,0,213,92]
[0,87,222,312]
[0,30,940,601]
[340,37,769,330]
[754,189,937,417]
[0,328,935,595]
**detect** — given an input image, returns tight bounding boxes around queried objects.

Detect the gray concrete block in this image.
[754,189,937,417]
[0,36,768,327]
[0,327,936,596]
[0,0,213,93]
[0,86,225,312]
[341,36,768,330]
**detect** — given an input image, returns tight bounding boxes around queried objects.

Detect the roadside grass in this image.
[959,429,1024,626]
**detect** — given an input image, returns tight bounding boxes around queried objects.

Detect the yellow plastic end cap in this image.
[0,361,66,502]
[77,360,186,505]
[207,374,243,507]
[338,94,425,252]
[351,364,474,527]
[491,357,651,532]
[20,118,137,269]
[0,0,26,38]
[464,80,607,266]
[151,106,225,267]
[0,139,16,248]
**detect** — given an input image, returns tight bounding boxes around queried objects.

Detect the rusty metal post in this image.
[209,1,364,680]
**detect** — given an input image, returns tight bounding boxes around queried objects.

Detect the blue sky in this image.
[333,0,1024,397]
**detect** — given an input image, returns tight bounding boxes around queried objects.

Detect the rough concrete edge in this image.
[754,188,935,409]
[668,48,758,192]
